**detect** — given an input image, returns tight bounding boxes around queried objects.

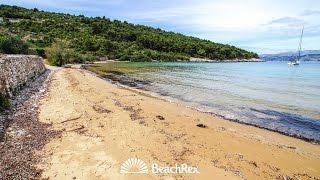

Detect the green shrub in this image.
[0,34,29,54]
[35,48,46,58]
[45,40,73,66]
[0,94,10,112]
[46,40,97,66]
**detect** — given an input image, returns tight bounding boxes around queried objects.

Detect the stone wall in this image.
[0,55,46,97]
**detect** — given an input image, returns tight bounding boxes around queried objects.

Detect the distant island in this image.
[0,5,258,66]
[260,50,320,61]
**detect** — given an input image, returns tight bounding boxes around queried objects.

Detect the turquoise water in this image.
[106,61,320,142]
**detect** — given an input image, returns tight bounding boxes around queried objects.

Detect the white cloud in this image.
[301,10,320,16]
[268,17,305,26]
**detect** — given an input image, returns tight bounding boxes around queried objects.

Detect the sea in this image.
[102,61,320,142]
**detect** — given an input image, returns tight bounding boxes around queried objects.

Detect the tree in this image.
[0,5,259,62]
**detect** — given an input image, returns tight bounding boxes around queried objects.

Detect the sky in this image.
[2,0,320,54]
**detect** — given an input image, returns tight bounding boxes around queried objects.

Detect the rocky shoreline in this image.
[82,65,151,89]
[0,69,61,179]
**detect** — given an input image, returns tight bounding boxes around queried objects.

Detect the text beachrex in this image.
[120,158,200,174]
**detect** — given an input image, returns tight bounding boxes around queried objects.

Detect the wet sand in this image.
[38,68,320,179]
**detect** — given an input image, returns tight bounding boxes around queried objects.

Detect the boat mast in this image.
[297,26,304,61]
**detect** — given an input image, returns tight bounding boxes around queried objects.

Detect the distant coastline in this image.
[189,57,264,62]
[260,50,320,61]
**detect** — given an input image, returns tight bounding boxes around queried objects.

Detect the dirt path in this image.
[38,68,320,180]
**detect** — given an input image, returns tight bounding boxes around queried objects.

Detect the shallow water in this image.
[96,61,320,142]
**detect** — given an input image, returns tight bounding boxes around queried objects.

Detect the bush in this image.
[73,52,96,63]
[35,48,46,57]
[118,51,151,62]
[45,40,73,66]
[46,40,97,66]
[0,34,29,54]
[0,94,10,112]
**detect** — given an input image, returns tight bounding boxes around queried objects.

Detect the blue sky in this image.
[2,0,320,54]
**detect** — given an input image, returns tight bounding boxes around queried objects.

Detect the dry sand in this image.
[38,68,320,180]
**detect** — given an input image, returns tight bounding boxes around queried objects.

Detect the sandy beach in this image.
[36,68,320,179]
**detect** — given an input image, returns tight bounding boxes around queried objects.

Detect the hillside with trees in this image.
[0,5,258,65]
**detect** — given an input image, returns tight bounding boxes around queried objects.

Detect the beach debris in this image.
[68,125,85,132]
[92,105,112,114]
[281,175,294,180]
[0,70,62,179]
[171,147,192,161]
[211,159,219,165]
[249,161,258,168]
[156,115,165,120]
[113,99,122,107]
[266,164,280,172]
[196,124,208,128]
[139,120,148,126]
[287,146,296,149]
[293,173,316,179]
[130,109,142,121]
[123,105,134,111]
[60,115,82,124]
[63,64,72,68]
[119,104,143,121]
[283,145,297,150]
[219,127,226,131]
[276,144,297,150]
[83,65,151,88]
[14,129,27,137]
[68,125,87,134]
[235,153,244,160]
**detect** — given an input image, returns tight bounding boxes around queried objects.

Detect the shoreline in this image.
[1,66,319,179]
[83,66,319,144]
[37,67,319,179]
[189,57,264,62]
[88,58,264,64]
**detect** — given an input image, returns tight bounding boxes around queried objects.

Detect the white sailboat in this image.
[288,27,304,66]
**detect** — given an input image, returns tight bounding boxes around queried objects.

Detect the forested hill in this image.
[0,5,258,64]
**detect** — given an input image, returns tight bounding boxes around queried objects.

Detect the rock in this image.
[15,129,27,137]
[196,124,208,128]
[92,105,112,114]
[249,161,258,167]
[156,115,165,120]
[63,64,72,68]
